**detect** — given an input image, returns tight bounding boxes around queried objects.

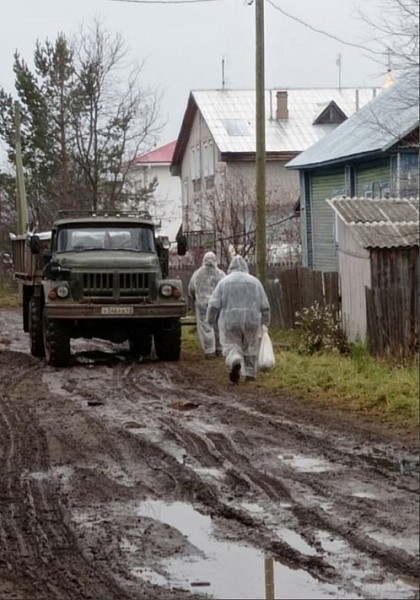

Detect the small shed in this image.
[326,197,419,353]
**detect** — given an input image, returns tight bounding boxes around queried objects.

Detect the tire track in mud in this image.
[123,364,420,584]
[0,356,134,600]
[0,333,418,600]
[158,411,419,582]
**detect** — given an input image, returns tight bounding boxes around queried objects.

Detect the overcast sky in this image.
[1,0,387,150]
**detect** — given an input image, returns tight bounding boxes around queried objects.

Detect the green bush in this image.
[295,301,349,355]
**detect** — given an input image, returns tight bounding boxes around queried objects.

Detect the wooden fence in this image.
[173,262,340,329]
[265,267,340,329]
[366,286,418,356]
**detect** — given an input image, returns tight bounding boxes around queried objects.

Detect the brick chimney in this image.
[276,91,289,120]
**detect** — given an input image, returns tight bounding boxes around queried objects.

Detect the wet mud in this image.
[0,308,418,599]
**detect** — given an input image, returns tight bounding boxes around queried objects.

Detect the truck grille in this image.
[81,272,154,301]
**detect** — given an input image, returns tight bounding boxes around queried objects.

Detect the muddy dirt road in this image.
[0,307,418,600]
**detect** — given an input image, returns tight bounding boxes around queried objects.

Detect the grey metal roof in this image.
[349,222,419,248]
[192,88,377,154]
[287,75,419,169]
[326,197,419,248]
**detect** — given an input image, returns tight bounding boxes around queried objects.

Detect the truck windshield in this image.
[56,226,155,253]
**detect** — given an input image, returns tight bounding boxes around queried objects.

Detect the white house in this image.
[171,87,378,258]
[125,141,182,242]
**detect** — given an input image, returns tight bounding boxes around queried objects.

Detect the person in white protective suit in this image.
[188,252,226,358]
[207,256,270,383]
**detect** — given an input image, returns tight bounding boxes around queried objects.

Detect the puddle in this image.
[276,527,317,556]
[278,454,337,473]
[316,530,350,554]
[241,502,265,514]
[352,492,376,499]
[192,467,224,480]
[26,465,74,482]
[136,500,357,599]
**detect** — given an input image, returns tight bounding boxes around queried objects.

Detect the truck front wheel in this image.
[129,334,152,357]
[29,296,45,357]
[43,314,71,367]
[154,319,181,362]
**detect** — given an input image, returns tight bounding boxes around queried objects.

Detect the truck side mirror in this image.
[176,234,187,256]
[29,235,41,255]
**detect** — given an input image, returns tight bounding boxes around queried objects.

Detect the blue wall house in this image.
[286,75,419,272]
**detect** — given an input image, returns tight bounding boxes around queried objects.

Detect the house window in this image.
[191,145,201,181]
[344,166,355,197]
[332,187,345,197]
[203,140,215,178]
[205,176,214,190]
[363,183,373,198]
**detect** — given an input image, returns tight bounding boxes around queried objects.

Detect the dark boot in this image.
[229,361,241,384]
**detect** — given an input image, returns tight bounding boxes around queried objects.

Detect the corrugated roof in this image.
[133,141,177,165]
[287,75,419,169]
[349,222,418,248]
[189,88,377,155]
[327,197,419,248]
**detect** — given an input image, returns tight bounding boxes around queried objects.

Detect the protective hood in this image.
[228,256,249,274]
[202,251,217,267]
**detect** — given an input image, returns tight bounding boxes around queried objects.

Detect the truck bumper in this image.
[44,302,187,319]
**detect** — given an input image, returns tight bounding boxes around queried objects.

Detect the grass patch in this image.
[182,324,419,428]
[0,281,19,307]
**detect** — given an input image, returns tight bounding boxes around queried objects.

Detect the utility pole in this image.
[255,0,267,284]
[14,101,28,235]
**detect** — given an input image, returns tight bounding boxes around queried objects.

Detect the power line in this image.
[266,0,384,56]
[109,0,218,4]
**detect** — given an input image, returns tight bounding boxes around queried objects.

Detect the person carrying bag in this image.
[258,325,276,371]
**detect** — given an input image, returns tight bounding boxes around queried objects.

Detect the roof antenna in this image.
[336,53,342,91]
[222,56,226,90]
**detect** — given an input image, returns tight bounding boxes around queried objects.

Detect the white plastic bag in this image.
[258,325,276,371]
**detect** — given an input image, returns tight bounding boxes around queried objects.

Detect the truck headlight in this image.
[56,285,70,299]
[160,284,173,297]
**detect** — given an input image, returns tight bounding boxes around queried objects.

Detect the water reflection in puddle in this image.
[136,500,356,599]
[351,492,376,499]
[278,454,337,473]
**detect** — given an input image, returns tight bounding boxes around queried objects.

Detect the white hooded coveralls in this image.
[207,256,270,378]
[188,252,225,355]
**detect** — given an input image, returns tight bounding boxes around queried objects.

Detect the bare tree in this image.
[70,20,162,211]
[0,21,162,230]
[201,174,300,267]
[361,0,419,75]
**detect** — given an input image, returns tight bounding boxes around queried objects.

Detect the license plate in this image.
[101,306,134,315]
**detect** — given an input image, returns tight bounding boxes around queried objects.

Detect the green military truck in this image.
[11,210,187,366]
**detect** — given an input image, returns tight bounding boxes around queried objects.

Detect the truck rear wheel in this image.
[43,314,71,367]
[154,319,181,362]
[29,296,45,357]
